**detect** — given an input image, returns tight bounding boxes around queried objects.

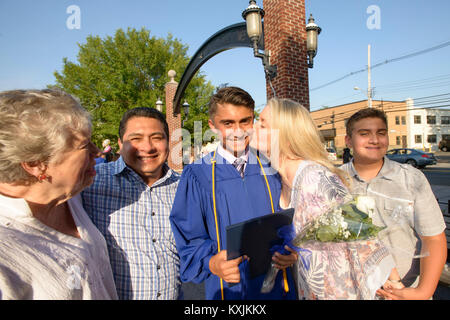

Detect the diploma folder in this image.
[226,208,295,278]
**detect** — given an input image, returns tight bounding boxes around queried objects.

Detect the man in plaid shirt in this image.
[82,107,181,300]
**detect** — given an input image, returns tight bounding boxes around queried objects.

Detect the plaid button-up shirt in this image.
[82,157,181,300]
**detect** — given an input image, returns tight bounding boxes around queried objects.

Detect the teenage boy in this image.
[341,108,447,300]
[170,87,297,300]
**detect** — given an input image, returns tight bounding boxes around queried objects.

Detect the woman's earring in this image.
[38,174,47,181]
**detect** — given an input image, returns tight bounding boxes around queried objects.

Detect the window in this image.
[415,135,422,143]
[395,116,400,125]
[401,116,406,125]
[402,136,407,147]
[427,135,437,143]
[396,136,401,145]
[427,115,436,124]
[442,116,450,125]
[398,149,411,155]
[414,115,421,124]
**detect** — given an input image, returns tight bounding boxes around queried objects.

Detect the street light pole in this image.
[355,45,373,108]
[368,44,372,108]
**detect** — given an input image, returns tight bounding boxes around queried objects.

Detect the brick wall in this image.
[263,0,310,109]
[165,73,183,172]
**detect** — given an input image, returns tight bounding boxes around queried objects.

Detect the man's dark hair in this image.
[208,86,255,119]
[346,108,388,137]
[119,107,169,141]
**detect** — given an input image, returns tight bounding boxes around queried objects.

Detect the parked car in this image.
[326,147,337,161]
[386,148,437,168]
[439,139,450,152]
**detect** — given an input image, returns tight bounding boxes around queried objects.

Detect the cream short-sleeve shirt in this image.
[341,157,446,287]
[0,194,118,300]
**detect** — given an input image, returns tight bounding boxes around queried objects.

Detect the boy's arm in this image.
[417,233,448,298]
[169,168,217,284]
[380,232,447,300]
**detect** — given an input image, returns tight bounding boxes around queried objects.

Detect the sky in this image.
[1,0,450,112]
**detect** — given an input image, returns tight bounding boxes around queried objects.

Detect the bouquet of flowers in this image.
[293,195,384,245]
[261,195,386,294]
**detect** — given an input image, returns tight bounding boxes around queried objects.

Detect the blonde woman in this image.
[252,98,401,300]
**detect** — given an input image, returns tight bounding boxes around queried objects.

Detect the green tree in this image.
[52,27,214,150]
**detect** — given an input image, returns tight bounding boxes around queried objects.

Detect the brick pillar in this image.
[165,70,183,172]
[263,0,310,110]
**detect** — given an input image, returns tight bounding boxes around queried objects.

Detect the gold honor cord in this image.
[211,150,289,300]
[211,155,224,300]
[256,156,289,294]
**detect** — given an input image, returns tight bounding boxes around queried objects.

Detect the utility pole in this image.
[368,44,372,108]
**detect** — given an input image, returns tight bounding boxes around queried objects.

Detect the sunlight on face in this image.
[208,103,254,157]
[251,105,272,157]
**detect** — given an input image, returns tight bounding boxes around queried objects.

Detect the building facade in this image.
[310,99,409,154]
[309,99,450,154]
[407,99,450,151]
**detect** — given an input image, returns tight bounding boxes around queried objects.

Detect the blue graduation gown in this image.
[169,149,297,300]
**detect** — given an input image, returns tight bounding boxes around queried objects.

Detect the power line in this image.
[311,75,450,110]
[316,103,450,128]
[311,92,450,124]
[328,104,450,127]
[375,73,450,89]
[310,40,450,92]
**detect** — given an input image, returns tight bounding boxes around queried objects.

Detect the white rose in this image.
[355,196,376,217]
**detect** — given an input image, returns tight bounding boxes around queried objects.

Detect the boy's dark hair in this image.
[119,107,169,141]
[346,108,388,137]
[208,86,255,119]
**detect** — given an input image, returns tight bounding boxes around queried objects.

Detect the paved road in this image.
[435,150,450,163]
[423,166,450,187]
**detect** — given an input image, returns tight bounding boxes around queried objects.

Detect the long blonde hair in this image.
[267,98,349,187]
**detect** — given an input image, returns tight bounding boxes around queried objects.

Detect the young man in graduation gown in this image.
[170,87,298,300]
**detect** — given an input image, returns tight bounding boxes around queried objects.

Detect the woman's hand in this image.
[272,245,298,270]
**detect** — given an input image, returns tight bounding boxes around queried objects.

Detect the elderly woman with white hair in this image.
[0,89,118,300]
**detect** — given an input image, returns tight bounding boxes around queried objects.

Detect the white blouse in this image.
[0,194,118,300]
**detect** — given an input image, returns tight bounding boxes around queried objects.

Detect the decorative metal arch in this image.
[172,22,264,115]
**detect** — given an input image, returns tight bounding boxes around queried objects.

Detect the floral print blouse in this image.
[288,161,395,300]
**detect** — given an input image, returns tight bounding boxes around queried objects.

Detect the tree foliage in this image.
[52,27,214,150]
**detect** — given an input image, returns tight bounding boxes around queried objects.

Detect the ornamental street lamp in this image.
[306,14,322,68]
[172,1,321,114]
[155,97,163,112]
[242,0,277,79]
[182,100,189,127]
